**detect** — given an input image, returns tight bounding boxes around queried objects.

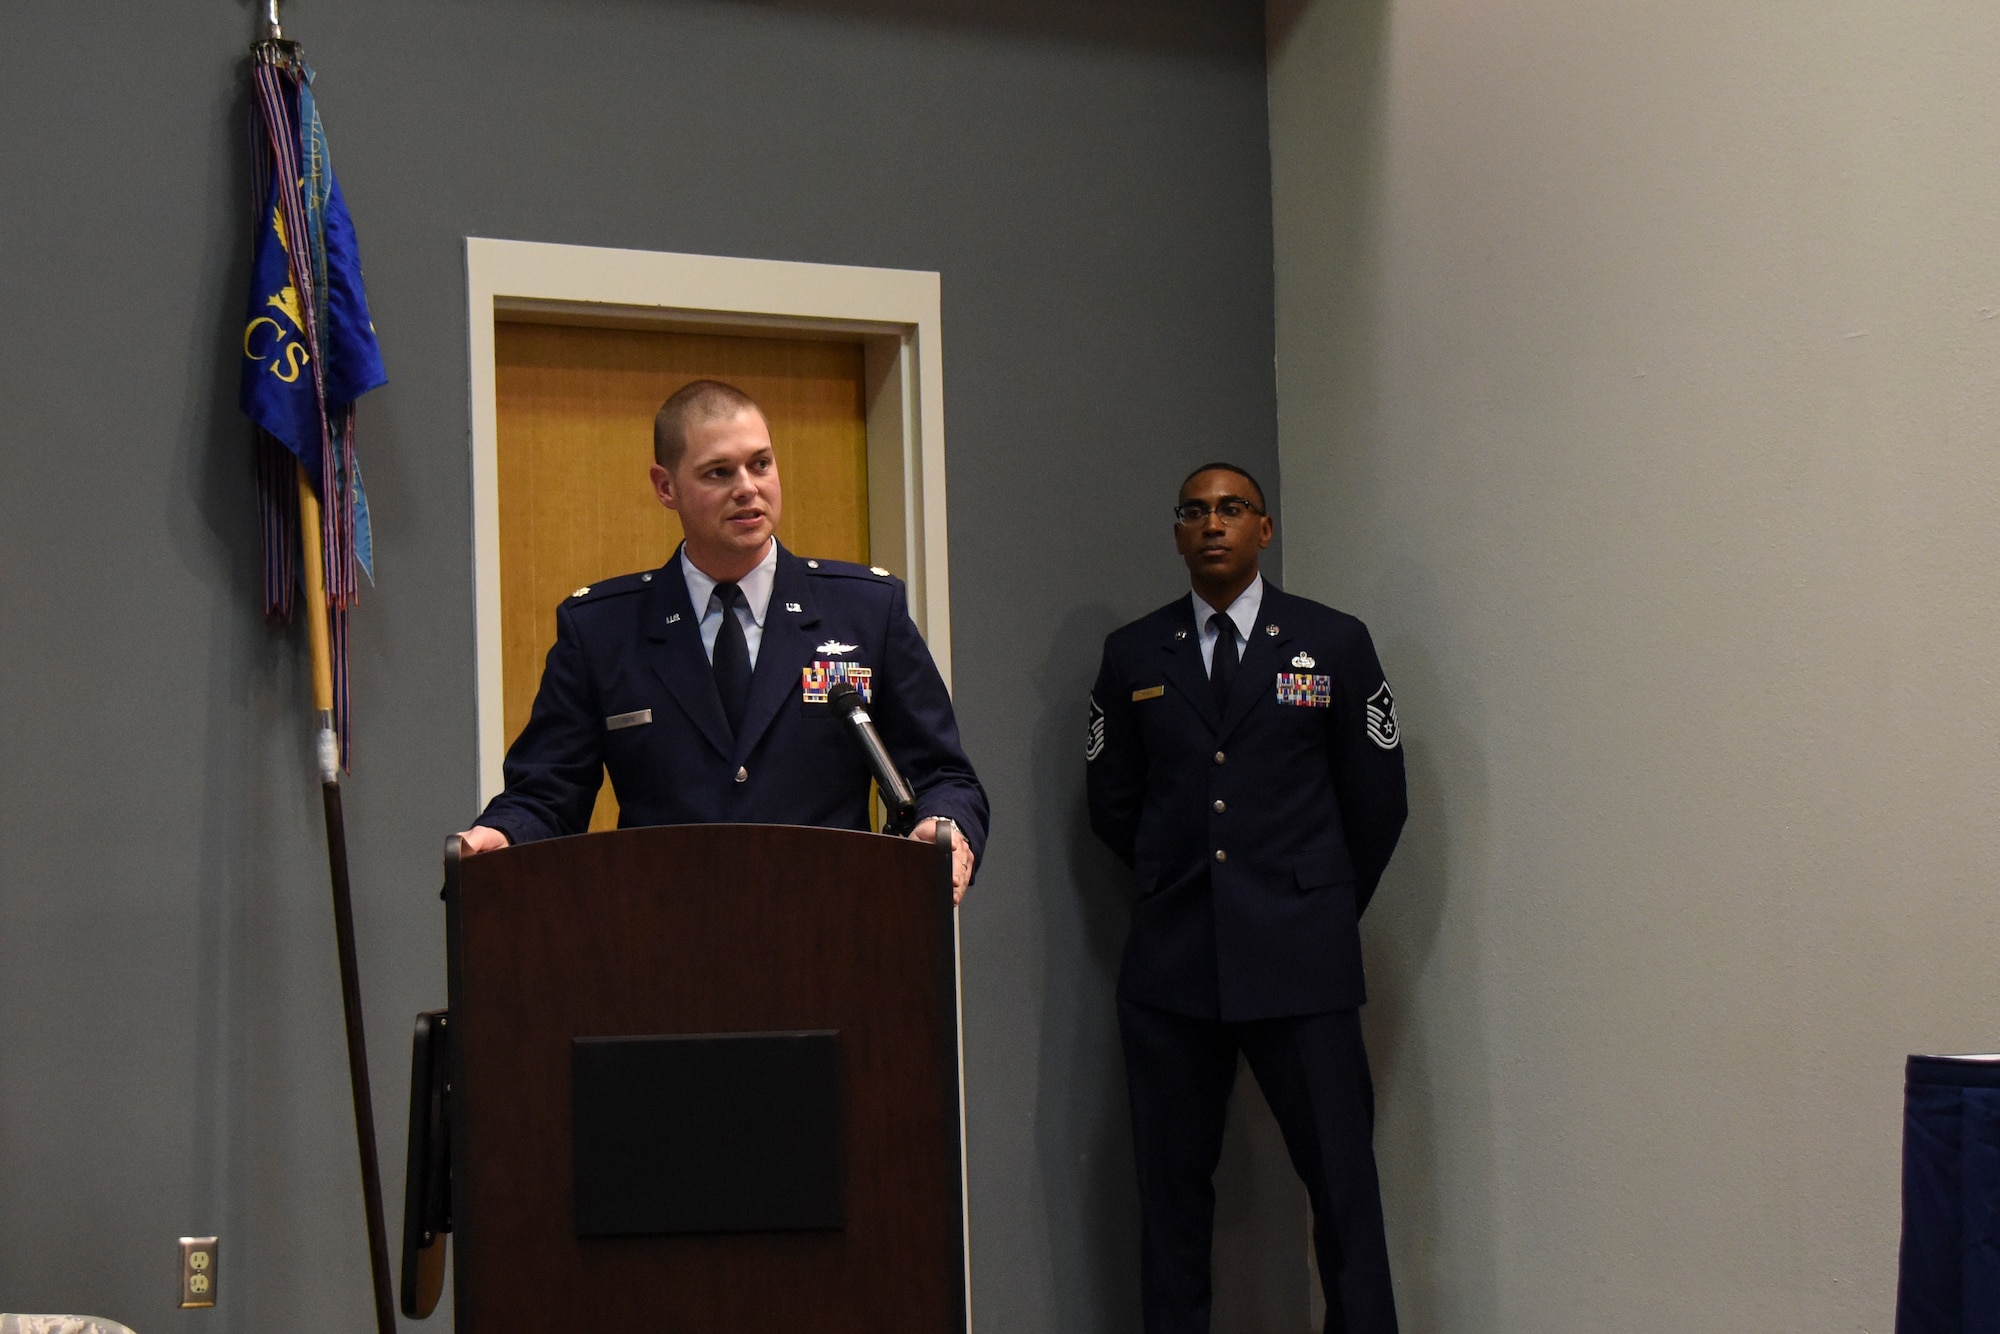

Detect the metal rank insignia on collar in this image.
[1291,651,1316,669]
[1275,672,1332,708]
[802,659,872,704]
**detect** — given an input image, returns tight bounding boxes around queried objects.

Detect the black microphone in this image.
[828,681,917,836]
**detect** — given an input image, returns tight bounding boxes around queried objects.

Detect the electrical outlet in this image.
[179,1236,218,1308]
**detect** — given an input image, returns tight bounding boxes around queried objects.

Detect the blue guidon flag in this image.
[241,44,386,767]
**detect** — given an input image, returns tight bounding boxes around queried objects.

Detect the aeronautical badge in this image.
[1275,672,1332,707]
[1366,680,1400,750]
[1086,695,1106,762]
[802,660,873,703]
[817,640,858,655]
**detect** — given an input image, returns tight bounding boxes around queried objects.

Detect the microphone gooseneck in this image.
[828,682,918,835]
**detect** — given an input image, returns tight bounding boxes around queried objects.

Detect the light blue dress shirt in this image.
[1192,575,1263,677]
[680,539,777,668]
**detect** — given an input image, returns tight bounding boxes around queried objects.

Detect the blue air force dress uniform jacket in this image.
[1086,583,1406,1022]
[474,543,988,861]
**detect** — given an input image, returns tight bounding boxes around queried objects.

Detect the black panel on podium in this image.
[571,1030,843,1237]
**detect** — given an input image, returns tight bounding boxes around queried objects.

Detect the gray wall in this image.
[0,2,1276,1328]
[1270,0,2000,1328]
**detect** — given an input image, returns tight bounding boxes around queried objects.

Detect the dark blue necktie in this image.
[1209,612,1237,710]
[712,582,751,736]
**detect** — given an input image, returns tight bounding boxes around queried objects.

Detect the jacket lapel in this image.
[731,545,820,761]
[1158,598,1220,733]
[1217,582,1291,742]
[643,549,733,759]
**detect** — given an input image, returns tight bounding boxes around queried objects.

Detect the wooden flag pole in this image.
[297,463,399,1334]
[296,467,337,714]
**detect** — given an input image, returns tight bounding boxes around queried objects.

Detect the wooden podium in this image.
[424,823,967,1331]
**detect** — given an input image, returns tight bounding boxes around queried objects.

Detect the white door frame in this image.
[464,237,953,800]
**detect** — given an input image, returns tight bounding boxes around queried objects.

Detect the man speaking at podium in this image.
[454,379,985,900]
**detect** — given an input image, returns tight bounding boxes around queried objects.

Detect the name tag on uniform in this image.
[1131,685,1165,702]
[605,709,653,731]
[1275,674,1331,707]
[802,661,873,703]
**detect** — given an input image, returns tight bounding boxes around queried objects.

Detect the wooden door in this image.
[494,321,870,830]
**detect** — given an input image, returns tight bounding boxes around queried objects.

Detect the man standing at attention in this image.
[1086,463,1407,1332]
[457,379,984,900]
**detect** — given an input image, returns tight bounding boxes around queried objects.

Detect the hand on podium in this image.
[910,816,974,904]
[455,825,511,855]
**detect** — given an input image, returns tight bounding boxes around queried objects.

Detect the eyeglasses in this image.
[1173,498,1265,526]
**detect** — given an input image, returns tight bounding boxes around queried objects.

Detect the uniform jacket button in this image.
[1214,849,1227,862]
[1213,750,1226,765]
[1213,799,1226,813]
[735,766,748,783]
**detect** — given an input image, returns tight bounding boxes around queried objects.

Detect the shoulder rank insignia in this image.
[1276,673,1332,708]
[572,586,591,598]
[802,660,872,703]
[1291,651,1316,669]
[870,566,891,576]
[1366,680,1400,749]
[817,639,858,655]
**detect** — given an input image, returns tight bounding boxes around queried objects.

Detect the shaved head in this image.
[654,379,764,472]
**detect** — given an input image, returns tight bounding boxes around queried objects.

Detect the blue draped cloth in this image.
[1898,1054,2000,1333]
